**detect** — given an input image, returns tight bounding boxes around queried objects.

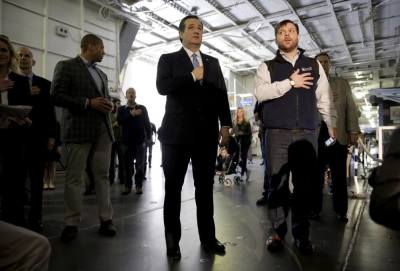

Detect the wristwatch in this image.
[289,79,295,87]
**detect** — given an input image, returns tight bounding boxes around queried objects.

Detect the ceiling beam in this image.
[243,0,277,53]
[201,0,275,58]
[284,0,322,52]
[323,0,353,63]
[159,0,259,68]
[131,23,252,56]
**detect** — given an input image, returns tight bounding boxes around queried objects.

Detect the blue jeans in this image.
[266,129,318,241]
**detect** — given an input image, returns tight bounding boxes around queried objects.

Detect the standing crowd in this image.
[1,14,380,271]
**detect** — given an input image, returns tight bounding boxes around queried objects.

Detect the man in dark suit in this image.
[117,87,151,195]
[156,15,232,259]
[51,34,116,242]
[19,47,57,232]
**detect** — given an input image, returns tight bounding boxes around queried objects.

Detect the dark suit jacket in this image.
[28,74,56,143]
[117,104,151,145]
[369,128,400,230]
[51,56,114,143]
[156,48,231,145]
[4,72,31,106]
[1,72,31,130]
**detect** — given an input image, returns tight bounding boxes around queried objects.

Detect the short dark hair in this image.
[81,34,102,51]
[275,19,299,36]
[314,52,330,60]
[178,15,203,42]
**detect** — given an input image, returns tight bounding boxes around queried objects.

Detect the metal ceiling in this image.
[94,0,400,129]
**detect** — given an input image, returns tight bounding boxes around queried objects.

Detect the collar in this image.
[26,72,34,81]
[80,55,96,68]
[275,48,305,62]
[182,46,200,59]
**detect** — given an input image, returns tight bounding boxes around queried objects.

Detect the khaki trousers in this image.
[64,131,113,225]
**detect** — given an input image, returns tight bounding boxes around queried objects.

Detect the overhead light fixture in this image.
[191,6,199,15]
[123,0,143,5]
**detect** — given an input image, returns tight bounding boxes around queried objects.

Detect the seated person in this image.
[0,220,51,271]
[369,128,400,230]
[216,147,231,172]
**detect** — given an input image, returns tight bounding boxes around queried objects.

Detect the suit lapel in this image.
[200,52,210,83]
[95,67,107,96]
[178,48,194,71]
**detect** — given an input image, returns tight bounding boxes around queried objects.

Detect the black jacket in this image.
[28,74,57,142]
[156,48,232,144]
[369,128,400,230]
[117,104,151,145]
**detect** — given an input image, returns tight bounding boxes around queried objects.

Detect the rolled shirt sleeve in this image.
[254,62,292,102]
[315,61,337,129]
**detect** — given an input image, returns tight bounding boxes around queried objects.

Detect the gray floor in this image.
[42,145,400,271]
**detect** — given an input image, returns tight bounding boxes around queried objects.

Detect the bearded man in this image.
[254,19,337,254]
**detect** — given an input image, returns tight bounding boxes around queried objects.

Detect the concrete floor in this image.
[42,144,400,271]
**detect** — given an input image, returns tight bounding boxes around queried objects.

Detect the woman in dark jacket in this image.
[0,35,31,226]
[233,107,252,178]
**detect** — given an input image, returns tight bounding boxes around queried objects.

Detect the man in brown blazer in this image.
[311,52,361,222]
[51,34,116,242]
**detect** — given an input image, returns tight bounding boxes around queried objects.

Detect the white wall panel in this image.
[5,0,45,14]
[46,53,68,81]
[103,38,116,57]
[47,0,81,28]
[2,0,121,88]
[46,19,80,58]
[2,2,43,48]
[84,2,115,32]
[29,47,44,76]
[84,21,116,41]
[101,67,116,85]
[100,55,115,69]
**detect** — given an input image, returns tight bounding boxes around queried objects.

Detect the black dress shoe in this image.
[83,189,95,196]
[98,220,117,237]
[308,211,320,220]
[121,188,131,195]
[166,246,181,260]
[135,186,143,194]
[61,226,78,243]
[256,196,268,206]
[294,239,314,255]
[336,213,349,223]
[202,239,226,254]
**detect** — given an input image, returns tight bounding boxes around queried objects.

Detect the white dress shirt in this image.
[254,50,337,128]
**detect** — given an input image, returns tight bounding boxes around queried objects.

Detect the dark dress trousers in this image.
[0,72,31,226]
[156,48,232,245]
[26,74,56,226]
